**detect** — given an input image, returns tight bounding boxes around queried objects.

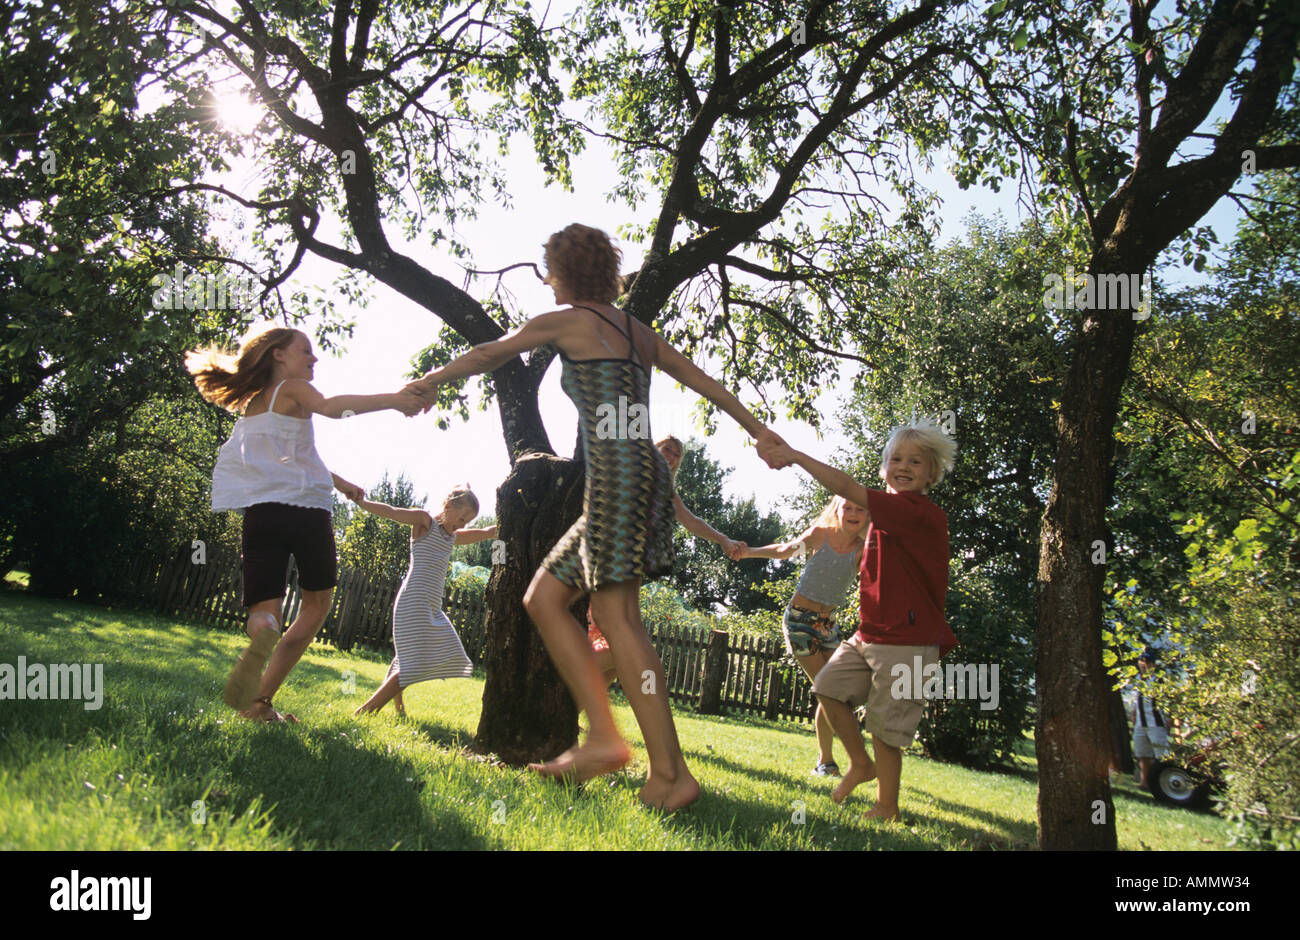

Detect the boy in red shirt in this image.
[761,420,956,819]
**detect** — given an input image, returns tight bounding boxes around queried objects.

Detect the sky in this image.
[205,4,1243,528]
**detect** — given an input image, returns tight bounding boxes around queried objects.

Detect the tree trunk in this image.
[1108,688,1135,775]
[472,451,587,763]
[1035,259,1137,850]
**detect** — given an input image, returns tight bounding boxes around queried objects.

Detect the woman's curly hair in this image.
[543,224,624,303]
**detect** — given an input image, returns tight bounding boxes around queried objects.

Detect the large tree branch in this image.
[661,16,702,115]
[1141,0,1258,170]
[329,0,352,80]
[713,1,732,88]
[350,0,381,72]
[1130,0,1157,156]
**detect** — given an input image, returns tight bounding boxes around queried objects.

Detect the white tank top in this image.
[210,380,334,512]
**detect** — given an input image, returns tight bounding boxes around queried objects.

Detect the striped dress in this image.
[542,305,675,592]
[384,521,473,687]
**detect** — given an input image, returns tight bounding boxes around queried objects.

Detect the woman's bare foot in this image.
[831,760,877,804]
[529,739,630,783]
[863,804,900,821]
[638,772,700,811]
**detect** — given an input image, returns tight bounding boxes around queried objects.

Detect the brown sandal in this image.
[252,696,299,724]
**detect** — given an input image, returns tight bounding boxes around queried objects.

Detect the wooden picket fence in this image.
[642,621,818,723]
[111,544,819,724]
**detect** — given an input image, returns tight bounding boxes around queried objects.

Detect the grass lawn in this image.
[0,590,1234,850]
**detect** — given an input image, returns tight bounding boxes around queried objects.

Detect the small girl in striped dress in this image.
[350,486,497,716]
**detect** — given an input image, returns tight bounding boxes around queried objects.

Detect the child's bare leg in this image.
[260,589,332,695]
[381,658,407,715]
[592,584,699,810]
[238,589,331,720]
[523,571,629,781]
[795,650,834,766]
[355,672,402,715]
[593,648,617,686]
[865,735,902,819]
[816,694,876,802]
[225,600,283,712]
[815,703,837,767]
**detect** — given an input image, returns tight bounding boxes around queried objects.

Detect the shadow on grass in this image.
[909,790,1038,849]
[0,594,1052,851]
[686,747,827,793]
[653,783,947,850]
[664,746,1039,850]
[0,595,491,850]
[225,724,490,850]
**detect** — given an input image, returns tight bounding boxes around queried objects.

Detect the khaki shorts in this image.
[811,637,940,749]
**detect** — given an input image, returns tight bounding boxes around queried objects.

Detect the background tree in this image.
[0,1,240,472]
[1107,169,1299,846]
[2,393,242,596]
[942,0,1300,847]
[0,2,307,591]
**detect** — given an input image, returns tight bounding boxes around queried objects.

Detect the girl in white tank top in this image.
[186,323,424,723]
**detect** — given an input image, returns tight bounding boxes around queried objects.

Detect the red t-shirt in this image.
[856,489,957,656]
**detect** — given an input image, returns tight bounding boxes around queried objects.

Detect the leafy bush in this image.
[638,581,715,635]
[447,562,489,597]
[915,565,1035,769]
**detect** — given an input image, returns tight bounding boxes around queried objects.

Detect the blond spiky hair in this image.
[879,418,957,489]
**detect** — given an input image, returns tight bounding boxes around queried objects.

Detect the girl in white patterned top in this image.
[187,323,423,722]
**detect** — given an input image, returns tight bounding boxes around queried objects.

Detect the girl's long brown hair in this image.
[185,324,300,413]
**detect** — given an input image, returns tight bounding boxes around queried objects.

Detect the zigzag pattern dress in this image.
[542,305,675,592]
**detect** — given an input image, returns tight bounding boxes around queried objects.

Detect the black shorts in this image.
[240,502,338,607]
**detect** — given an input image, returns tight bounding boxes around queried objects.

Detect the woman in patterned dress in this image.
[406,224,782,809]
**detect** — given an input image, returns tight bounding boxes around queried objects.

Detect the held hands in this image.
[335,478,366,502]
[756,428,794,469]
[723,539,748,561]
[394,390,426,417]
[402,375,438,415]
